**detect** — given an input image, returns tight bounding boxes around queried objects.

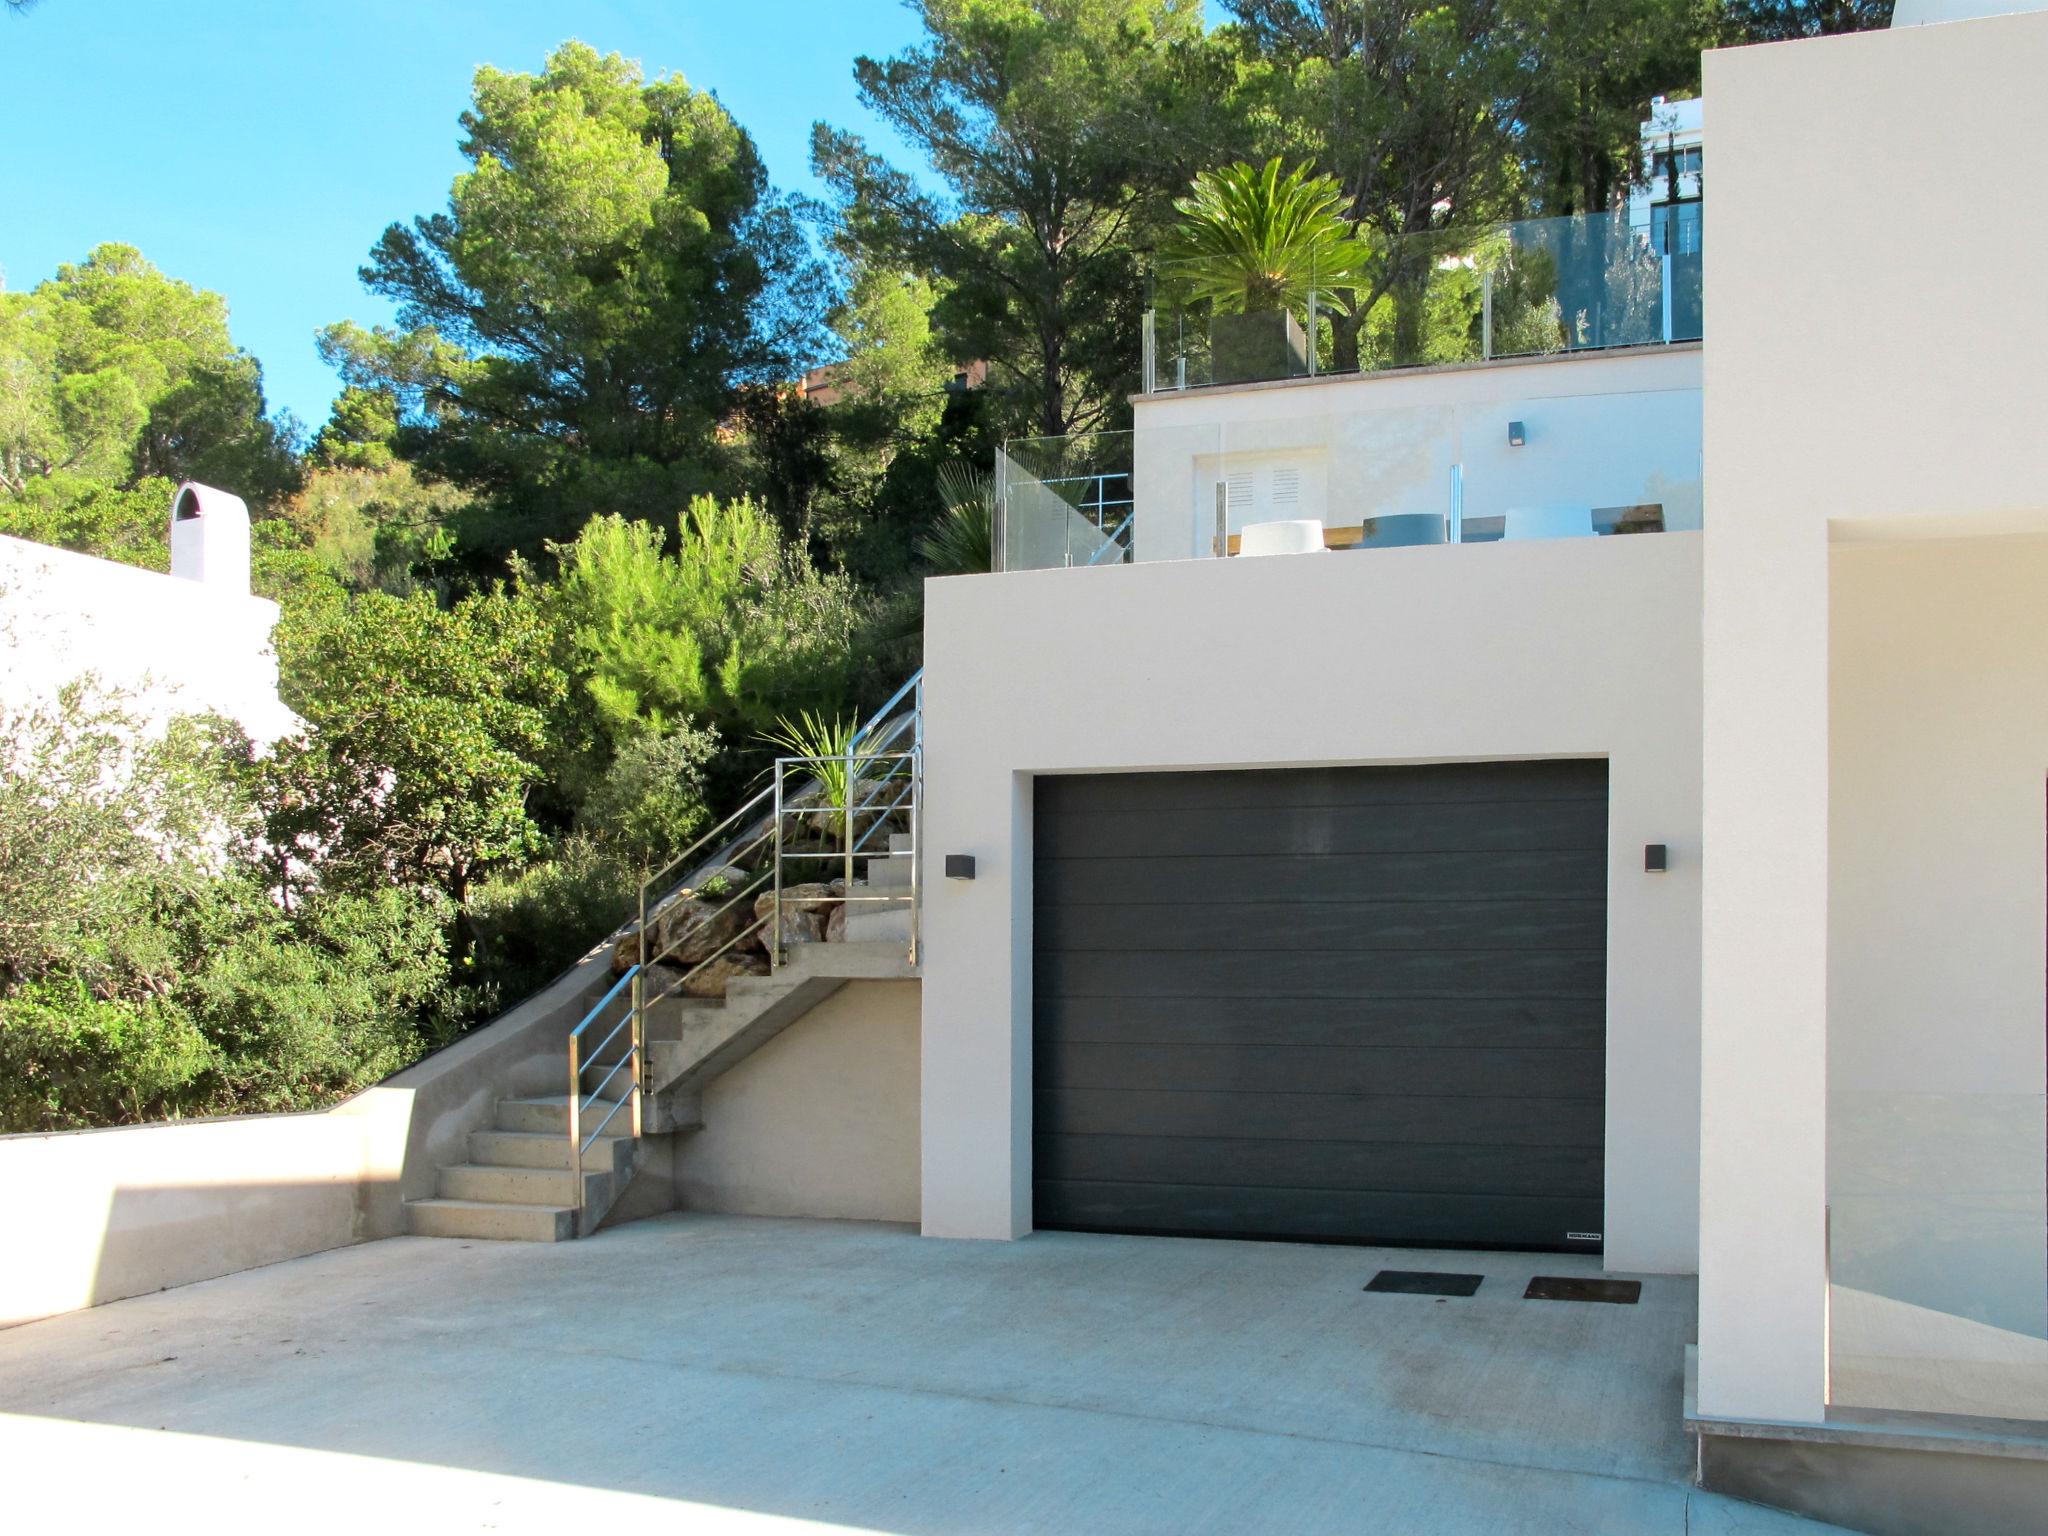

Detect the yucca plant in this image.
[760,709,861,844]
[916,461,996,575]
[1159,158,1370,316]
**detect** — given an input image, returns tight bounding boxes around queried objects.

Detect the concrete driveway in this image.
[0,1213,1846,1534]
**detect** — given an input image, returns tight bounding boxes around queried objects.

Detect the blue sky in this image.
[0,0,925,429]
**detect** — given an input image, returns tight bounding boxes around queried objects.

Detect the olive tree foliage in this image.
[574,722,720,871]
[0,680,250,992]
[331,42,834,564]
[812,0,1206,439]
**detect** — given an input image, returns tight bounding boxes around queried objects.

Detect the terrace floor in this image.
[0,1212,1847,1533]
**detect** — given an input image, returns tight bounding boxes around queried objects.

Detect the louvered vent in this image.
[1271,466,1301,508]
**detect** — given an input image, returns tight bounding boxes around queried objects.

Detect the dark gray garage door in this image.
[1033,760,1607,1252]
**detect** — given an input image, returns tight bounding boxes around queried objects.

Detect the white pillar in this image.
[917,663,1032,1240]
[1696,477,1831,1424]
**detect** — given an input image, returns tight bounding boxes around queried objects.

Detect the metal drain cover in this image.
[1523,1276,1641,1305]
[1364,1269,1484,1297]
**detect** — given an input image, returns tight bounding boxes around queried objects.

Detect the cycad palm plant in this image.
[915,461,996,576]
[1159,158,1369,317]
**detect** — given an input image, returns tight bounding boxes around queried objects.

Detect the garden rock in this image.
[680,950,771,999]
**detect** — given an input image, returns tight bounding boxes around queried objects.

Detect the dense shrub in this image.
[576,723,720,872]
[0,981,214,1131]
[463,835,636,1013]
[0,681,460,1132]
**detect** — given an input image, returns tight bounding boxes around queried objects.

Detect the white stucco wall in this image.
[921,532,1704,1273]
[1700,13,2048,1420]
[673,980,922,1224]
[1130,347,1701,562]
[1828,534,2048,1421]
[0,534,296,743]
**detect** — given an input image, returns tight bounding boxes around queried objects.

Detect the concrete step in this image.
[786,939,919,979]
[407,1197,574,1243]
[887,831,914,855]
[468,1129,632,1171]
[844,906,913,944]
[863,855,913,891]
[438,1162,584,1206]
[495,1094,631,1136]
[641,995,725,1042]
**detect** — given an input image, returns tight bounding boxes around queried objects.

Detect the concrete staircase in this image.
[643,934,914,1109]
[407,1091,669,1242]
[405,856,916,1243]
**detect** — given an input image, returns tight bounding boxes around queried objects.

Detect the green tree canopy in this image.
[262,588,569,916]
[543,496,869,760]
[333,42,832,565]
[812,0,1203,438]
[0,243,298,511]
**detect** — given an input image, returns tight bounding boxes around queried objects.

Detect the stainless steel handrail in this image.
[567,963,643,1224]
[769,739,921,968]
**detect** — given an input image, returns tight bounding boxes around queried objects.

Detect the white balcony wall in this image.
[1130,347,1701,562]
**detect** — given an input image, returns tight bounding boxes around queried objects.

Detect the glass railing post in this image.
[1141,309,1156,394]
[1482,268,1494,361]
[1661,254,1674,344]
[1449,463,1464,545]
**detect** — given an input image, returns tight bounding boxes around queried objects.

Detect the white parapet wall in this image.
[1699,11,2048,1424]
[0,952,612,1327]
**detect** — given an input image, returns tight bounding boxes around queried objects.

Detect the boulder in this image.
[748,882,842,952]
[650,894,754,968]
[764,907,827,951]
[825,903,847,943]
[679,950,771,999]
[611,926,643,976]
[757,881,841,916]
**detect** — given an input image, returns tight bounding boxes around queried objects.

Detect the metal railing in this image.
[563,672,924,1214]
[770,678,924,968]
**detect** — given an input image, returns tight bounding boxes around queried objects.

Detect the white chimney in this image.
[168,481,252,596]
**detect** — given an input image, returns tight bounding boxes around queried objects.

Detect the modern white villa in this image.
[4,8,2045,1535]
[927,5,2048,1525]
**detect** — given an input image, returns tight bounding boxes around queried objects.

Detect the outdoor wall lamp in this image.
[1644,844,1669,872]
[1507,420,1527,447]
[944,854,977,881]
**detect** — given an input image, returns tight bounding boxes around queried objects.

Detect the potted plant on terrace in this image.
[1159,158,1369,385]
